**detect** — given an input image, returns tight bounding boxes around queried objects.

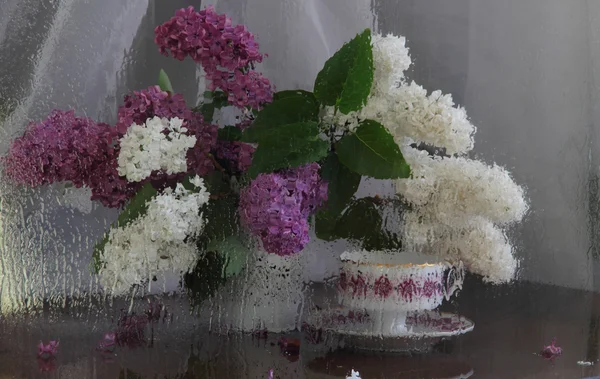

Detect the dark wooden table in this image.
[1,276,599,378]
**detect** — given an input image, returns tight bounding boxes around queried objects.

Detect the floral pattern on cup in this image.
[339,272,444,301]
[338,251,463,312]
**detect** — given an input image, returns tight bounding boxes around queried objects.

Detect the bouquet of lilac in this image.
[2,6,527,300]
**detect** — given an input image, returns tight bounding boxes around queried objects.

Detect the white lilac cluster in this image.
[346,370,362,379]
[321,32,528,283]
[362,32,528,283]
[403,213,517,283]
[397,148,528,225]
[117,116,197,182]
[370,33,411,95]
[322,33,475,155]
[99,176,209,295]
[397,144,528,283]
[362,82,476,155]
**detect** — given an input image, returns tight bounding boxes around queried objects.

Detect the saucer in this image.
[302,308,474,352]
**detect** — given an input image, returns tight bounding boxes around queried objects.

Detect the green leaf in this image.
[91,234,109,274]
[207,236,250,278]
[202,171,231,194]
[212,91,229,108]
[186,193,244,307]
[336,120,411,179]
[118,184,158,225]
[158,69,174,93]
[218,125,243,142]
[247,120,321,145]
[193,103,214,123]
[247,139,328,178]
[274,89,315,101]
[183,251,228,307]
[314,29,373,114]
[242,92,319,142]
[253,93,318,128]
[314,152,362,241]
[320,152,362,216]
[199,194,239,248]
[92,183,158,273]
[315,209,338,241]
[334,198,380,241]
[334,197,403,251]
[245,122,329,178]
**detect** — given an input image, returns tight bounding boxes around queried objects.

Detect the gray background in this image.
[0,0,597,312]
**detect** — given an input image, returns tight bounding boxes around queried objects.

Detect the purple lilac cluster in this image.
[541,338,562,361]
[214,140,255,172]
[154,6,273,109]
[37,340,59,360]
[1,110,136,208]
[96,86,217,207]
[3,110,116,188]
[239,163,328,256]
[208,70,272,109]
[36,340,59,373]
[155,6,262,70]
[185,112,219,176]
[116,85,191,134]
[87,148,138,208]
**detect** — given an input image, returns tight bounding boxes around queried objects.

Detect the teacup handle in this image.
[444,261,465,301]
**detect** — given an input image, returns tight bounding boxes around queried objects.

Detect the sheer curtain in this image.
[463,1,594,289]
[0,0,163,312]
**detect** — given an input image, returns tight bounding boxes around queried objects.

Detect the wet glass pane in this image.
[0,0,598,378]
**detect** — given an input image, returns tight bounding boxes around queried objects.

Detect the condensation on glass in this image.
[0,0,600,378]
